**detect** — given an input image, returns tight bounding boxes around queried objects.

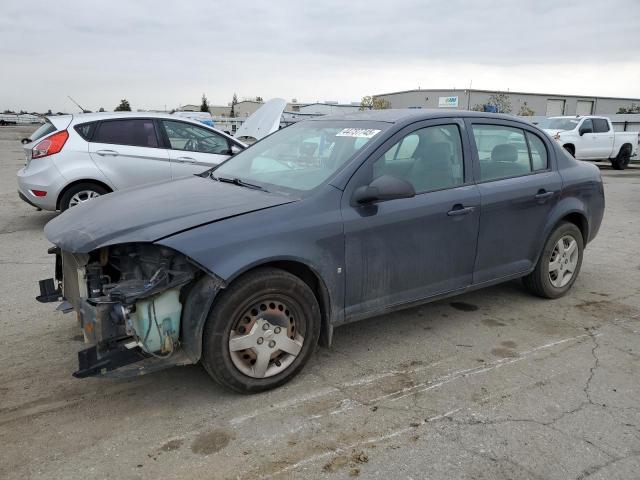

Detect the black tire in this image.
[611,146,630,170]
[201,267,321,393]
[59,182,109,211]
[522,222,584,299]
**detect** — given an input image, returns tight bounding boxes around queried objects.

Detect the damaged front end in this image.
[38,243,221,378]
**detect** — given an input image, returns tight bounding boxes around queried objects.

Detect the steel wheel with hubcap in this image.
[229,298,305,379]
[201,267,320,393]
[523,221,584,299]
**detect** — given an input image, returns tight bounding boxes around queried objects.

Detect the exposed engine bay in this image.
[41,243,206,378]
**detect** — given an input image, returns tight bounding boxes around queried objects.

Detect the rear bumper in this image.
[16,160,65,210]
[18,190,41,209]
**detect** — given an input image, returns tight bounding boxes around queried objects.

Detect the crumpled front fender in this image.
[180,274,225,363]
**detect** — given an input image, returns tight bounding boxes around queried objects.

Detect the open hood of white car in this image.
[234,98,286,143]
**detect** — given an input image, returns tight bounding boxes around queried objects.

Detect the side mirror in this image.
[352,175,415,205]
[21,138,30,144]
[579,127,592,136]
[230,145,242,155]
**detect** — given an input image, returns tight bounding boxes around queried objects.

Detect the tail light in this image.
[32,130,69,159]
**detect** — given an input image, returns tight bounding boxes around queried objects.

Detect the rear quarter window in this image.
[74,122,97,141]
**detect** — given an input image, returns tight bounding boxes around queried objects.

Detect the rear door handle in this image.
[534,190,554,200]
[95,149,119,157]
[447,205,475,216]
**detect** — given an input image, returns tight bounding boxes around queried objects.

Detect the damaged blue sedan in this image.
[39,110,605,393]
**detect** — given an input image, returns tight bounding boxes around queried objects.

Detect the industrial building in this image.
[373,88,640,116]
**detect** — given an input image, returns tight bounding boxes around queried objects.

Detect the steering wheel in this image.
[184,138,198,151]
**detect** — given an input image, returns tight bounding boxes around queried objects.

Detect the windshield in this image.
[539,118,580,131]
[213,121,387,194]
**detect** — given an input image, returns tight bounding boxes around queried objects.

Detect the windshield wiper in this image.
[212,175,269,192]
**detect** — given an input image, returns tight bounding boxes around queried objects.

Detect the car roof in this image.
[47,111,243,144]
[314,108,529,125]
[58,111,202,123]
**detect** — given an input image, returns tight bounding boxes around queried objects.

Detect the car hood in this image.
[543,129,568,137]
[44,176,296,253]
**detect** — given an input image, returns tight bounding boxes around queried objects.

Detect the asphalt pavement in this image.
[1,125,638,479]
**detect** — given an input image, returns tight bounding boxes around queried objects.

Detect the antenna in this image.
[67,95,86,113]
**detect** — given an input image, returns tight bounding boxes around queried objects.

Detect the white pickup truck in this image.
[541,116,638,170]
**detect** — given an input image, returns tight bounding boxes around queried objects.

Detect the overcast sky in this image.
[2,0,639,112]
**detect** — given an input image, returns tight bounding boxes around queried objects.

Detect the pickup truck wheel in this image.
[522,222,583,299]
[59,182,108,211]
[201,267,320,393]
[611,147,631,170]
[611,147,630,170]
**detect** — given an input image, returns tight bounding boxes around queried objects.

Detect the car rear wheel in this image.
[201,267,321,393]
[522,222,584,299]
[59,182,109,211]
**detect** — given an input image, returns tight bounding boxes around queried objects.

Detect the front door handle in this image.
[95,149,119,156]
[534,190,554,200]
[447,205,475,216]
[174,156,196,164]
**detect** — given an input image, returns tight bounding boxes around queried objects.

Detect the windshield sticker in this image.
[336,128,381,139]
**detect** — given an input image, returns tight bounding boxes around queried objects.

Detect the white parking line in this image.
[266,408,461,479]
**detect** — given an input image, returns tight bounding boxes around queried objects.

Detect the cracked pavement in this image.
[0,125,639,479]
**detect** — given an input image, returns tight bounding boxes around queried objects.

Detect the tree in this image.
[617,103,640,114]
[359,96,391,110]
[518,102,535,116]
[255,96,263,102]
[46,109,52,115]
[114,99,131,111]
[486,93,512,113]
[200,94,210,112]
[98,107,105,112]
[230,93,238,117]
[471,93,513,113]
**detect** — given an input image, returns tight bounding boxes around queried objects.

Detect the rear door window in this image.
[93,119,159,148]
[592,118,610,133]
[526,132,548,171]
[472,125,532,181]
[161,120,230,154]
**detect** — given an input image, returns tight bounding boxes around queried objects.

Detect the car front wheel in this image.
[201,267,321,393]
[522,222,584,299]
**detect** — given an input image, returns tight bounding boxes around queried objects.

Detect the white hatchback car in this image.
[17,112,245,211]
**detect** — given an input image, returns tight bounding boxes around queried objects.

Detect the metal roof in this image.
[314,108,527,124]
[374,88,640,102]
